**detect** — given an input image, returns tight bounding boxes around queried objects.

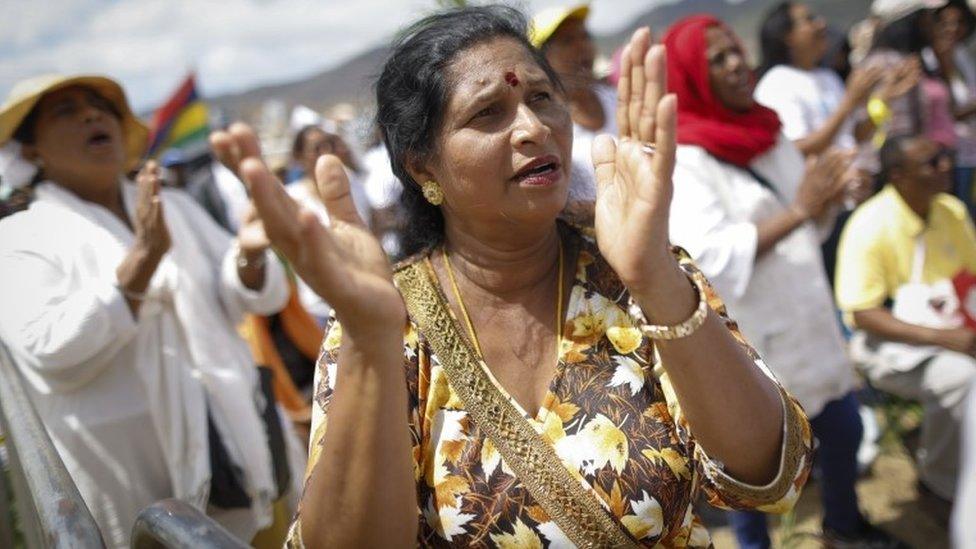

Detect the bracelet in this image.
[235,246,267,270]
[628,271,709,340]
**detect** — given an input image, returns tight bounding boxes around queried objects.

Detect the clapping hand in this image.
[592,28,678,294]
[793,148,853,220]
[134,161,171,257]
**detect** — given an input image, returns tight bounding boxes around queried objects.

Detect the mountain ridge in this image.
[208,0,871,119]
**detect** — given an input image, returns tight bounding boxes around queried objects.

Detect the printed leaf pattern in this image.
[289,231,814,548]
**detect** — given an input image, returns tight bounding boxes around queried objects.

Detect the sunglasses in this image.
[923,149,954,169]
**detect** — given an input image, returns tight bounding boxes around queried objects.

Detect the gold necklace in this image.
[442,238,564,360]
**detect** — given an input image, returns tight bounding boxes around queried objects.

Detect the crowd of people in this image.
[0,1,975,548]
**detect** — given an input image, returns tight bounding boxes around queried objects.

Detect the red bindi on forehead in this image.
[504,71,520,87]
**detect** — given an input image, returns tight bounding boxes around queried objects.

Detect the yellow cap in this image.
[529,3,590,48]
[0,74,149,170]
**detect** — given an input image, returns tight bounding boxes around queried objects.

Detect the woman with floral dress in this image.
[213,6,814,547]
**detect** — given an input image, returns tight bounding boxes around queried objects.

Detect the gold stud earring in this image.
[422,180,444,205]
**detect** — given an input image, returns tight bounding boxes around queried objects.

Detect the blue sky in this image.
[2,0,677,112]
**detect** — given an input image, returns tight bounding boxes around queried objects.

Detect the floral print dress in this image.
[288,229,813,548]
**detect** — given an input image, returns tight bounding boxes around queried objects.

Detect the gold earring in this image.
[422,180,443,205]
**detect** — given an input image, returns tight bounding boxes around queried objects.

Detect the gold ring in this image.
[641,142,657,155]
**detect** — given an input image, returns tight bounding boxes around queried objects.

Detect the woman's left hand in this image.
[209,127,272,256]
[593,28,678,295]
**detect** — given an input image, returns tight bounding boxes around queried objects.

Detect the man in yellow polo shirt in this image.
[836,135,976,505]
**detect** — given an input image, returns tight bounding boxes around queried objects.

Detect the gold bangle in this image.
[628,271,709,340]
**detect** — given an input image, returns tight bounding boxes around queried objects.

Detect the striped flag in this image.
[147,74,209,158]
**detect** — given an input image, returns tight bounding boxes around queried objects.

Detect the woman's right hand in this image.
[210,124,405,336]
[792,149,850,220]
[134,161,171,257]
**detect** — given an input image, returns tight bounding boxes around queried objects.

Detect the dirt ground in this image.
[701,445,951,548]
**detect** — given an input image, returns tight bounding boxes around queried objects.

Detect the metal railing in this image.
[0,340,251,549]
[131,499,249,549]
[0,341,105,548]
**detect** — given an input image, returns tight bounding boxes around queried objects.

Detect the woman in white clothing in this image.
[664,17,905,548]
[0,75,296,547]
[754,2,884,158]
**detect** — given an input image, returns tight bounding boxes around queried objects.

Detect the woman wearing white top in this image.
[0,75,296,547]
[664,16,905,548]
[754,2,884,157]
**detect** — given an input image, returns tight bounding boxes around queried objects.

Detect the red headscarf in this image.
[663,15,781,167]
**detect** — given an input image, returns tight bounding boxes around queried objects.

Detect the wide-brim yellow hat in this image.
[0,74,149,170]
[529,3,591,48]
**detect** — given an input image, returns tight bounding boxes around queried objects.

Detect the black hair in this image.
[872,10,929,54]
[822,28,852,81]
[375,4,563,257]
[758,2,795,77]
[12,106,40,145]
[291,125,326,160]
[878,134,915,186]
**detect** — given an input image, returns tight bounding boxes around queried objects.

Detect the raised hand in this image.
[209,124,404,334]
[592,28,678,294]
[845,65,885,107]
[134,161,171,256]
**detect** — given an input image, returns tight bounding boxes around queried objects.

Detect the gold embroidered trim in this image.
[394,259,639,549]
[700,385,807,504]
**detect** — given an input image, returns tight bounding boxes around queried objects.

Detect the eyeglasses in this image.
[924,149,954,169]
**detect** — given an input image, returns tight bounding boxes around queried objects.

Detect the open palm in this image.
[210,124,404,332]
[593,28,678,292]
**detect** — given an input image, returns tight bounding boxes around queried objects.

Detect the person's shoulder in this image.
[812,67,844,87]
[674,144,726,182]
[675,143,714,162]
[845,191,894,239]
[933,192,972,223]
[756,65,801,91]
[759,64,800,82]
[0,198,70,257]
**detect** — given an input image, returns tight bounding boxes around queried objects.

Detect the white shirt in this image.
[0,181,290,547]
[755,65,856,150]
[568,84,618,202]
[361,145,403,211]
[669,135,855,417]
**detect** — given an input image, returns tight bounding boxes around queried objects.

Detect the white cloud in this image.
[2,0,674,112]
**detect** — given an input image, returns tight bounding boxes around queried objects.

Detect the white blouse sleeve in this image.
[669,153,758,301]
[0,249,138,385]
[167,190,289,321]
[754,69,812,142]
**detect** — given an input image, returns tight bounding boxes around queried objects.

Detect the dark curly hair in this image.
[375,4,563,257]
